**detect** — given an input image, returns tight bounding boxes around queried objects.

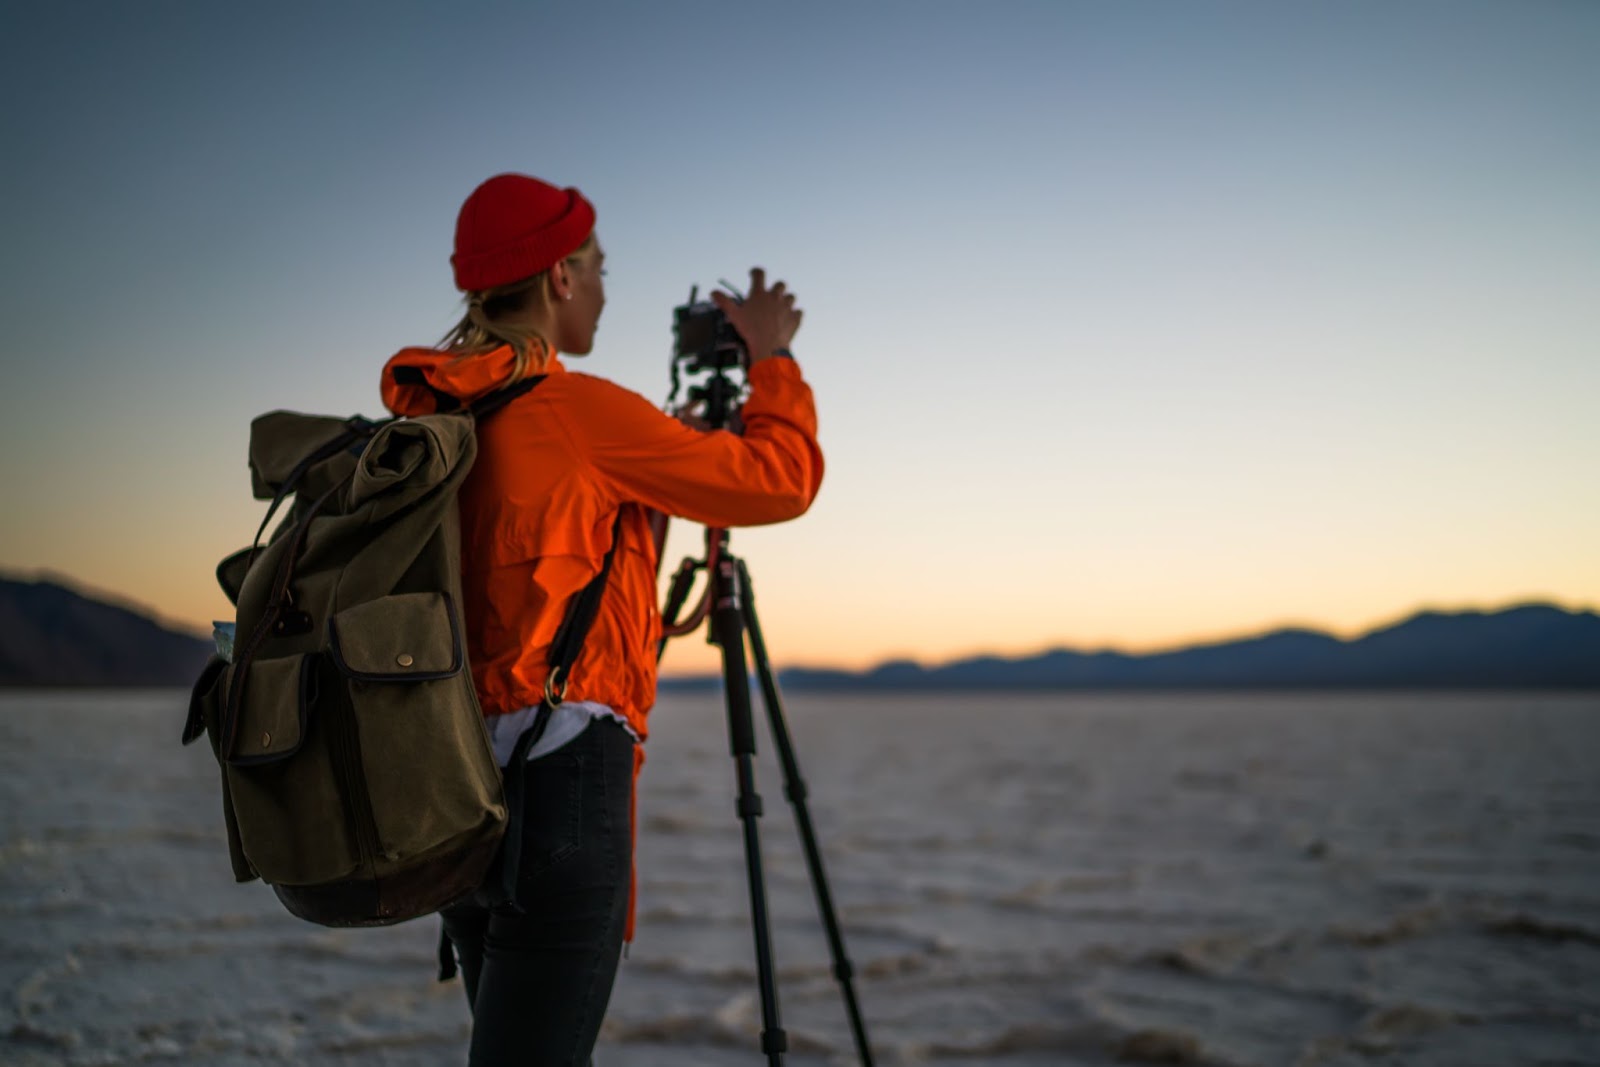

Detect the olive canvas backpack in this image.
[182,375,612,926]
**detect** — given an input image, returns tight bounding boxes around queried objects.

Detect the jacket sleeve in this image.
[560,358,824,527]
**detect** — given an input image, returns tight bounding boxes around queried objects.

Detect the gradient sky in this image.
[1,2,1596,675]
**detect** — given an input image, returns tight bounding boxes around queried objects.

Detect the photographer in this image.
[378,172,823,1066]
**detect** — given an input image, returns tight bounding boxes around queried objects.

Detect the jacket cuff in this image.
[749,355,804,386]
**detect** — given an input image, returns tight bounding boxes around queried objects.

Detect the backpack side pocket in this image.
[222,654,316,766]
[184,655,228,748]
[222,653,361,886]
[185,655,257,882]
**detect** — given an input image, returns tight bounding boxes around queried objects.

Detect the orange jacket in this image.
[379,343,823,738]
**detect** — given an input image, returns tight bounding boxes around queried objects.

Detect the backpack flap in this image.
[326,591,464,682]
[249,411,367,501]
[346,417,476,522]
[225,654,317,766]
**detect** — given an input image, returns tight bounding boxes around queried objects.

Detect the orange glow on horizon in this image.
[3,553,1594,679]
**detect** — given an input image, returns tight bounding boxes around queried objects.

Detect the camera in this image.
[672,286,745,372]
[669,285,748,431]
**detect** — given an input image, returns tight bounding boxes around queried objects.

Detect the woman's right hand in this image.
[711,267,802,367]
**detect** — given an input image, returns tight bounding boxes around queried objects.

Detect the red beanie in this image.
[450,173,597,291]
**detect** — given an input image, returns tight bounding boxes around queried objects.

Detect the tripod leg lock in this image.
[738,793,764,819]
[761,1029,789,1055]
[783,779,809,803]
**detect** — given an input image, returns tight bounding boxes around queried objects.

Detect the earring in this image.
[565,294,573,301]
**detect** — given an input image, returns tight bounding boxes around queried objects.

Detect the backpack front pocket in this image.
[327,592,505,864]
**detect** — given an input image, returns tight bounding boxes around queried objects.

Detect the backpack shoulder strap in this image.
[543,509,627,702]
[497,508,626,911]
[468,375,546,421]
[390,365,463,413]
[385,366,544,420]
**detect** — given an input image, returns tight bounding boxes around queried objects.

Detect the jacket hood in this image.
[380,344,564,417]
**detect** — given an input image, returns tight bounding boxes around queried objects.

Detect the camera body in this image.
[673,292,745,373]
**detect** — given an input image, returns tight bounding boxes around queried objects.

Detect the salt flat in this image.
[2,690,1597,1065]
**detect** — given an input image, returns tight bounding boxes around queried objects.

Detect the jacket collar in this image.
[381,341,564,417]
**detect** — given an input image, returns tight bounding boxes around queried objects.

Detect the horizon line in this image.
[2,567,1592,677]
[680,595,1597,676]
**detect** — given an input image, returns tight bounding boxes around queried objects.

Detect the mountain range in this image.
[663,604,1600,691]
[1,573,1596,689]
[0,574,213,687]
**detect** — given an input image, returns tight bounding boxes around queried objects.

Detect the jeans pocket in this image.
[513,741,586,889]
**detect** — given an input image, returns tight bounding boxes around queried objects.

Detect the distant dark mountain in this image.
[3,576,1595,691]
[665,603,1600,691]
[0,575,213,687]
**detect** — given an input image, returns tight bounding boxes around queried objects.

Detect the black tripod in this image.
[658,527,875,1067]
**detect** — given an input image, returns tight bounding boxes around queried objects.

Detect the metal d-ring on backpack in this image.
[182,373,618,928]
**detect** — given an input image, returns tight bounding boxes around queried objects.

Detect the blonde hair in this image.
[437,235,596,388]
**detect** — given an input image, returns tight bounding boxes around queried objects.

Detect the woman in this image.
[379,172,823,1065]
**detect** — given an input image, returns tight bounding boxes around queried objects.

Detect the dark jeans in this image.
[440,716,634,1067]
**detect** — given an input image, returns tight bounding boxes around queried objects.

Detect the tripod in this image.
[658,526,875,1067]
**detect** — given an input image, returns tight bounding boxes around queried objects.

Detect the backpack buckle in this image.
[272,588,314,638]
[273,608,314,638]
[543,666,569,707]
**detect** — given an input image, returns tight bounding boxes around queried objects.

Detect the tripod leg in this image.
[737,560,876,1066]
[709,552,788,1066]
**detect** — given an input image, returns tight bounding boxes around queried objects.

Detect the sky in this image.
[0,2,1596,676]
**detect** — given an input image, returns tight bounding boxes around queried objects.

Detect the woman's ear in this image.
[547,262,573,303]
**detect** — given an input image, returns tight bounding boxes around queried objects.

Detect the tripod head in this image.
[656,281,750,644]
[668,283,749,431]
